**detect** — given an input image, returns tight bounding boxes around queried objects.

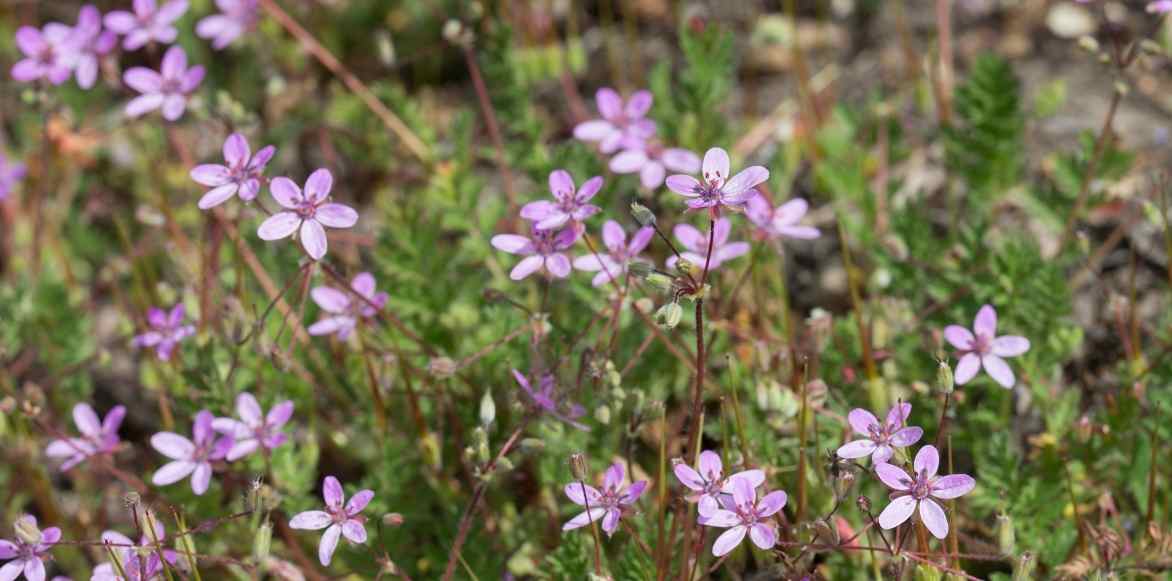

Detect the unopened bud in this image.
[594,405,611,425]
[937,359,954,393]
[645,273,675,293]
[254,522,273,561]
[1078,35,1100,53]
[997,513,1015,555]
[519,438,545,452]
[383,513,405,527]
[14,515,42,545]
[675,258,698,277]
[628,261,654,278]
[630,202,656,226]
[569,452,589,480]
[428,356,458,379]
[495,457,514,472]
[479,390,496,427]
[655,302,683,329]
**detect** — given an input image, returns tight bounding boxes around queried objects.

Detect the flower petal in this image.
[257,212,300,241]
[982,354,1016,388]
[757,491,787,517]
[665,174,701,197]
[197,183,239,210]
[562,508,607,531]
[289,511,331,530]
[625,90,652,118]
[269,177,303,209]
[323,476,345,509]
[723,166,769,195]
[875,463,912,491]
[575,176,603,202]
[712,525,747,557]
[919,498,949,539]
[914,445,940,478]
[346,490,374,516]
[661,148,701,173]
[609,149,648,174]
[73,403,102,437]
[318,524,341,566]
[992,336,1030,358]
[943,325,975,350]
[300,219,328,260]
[889,426,923,447]
[847,408,880,435]
[573,120,616,141]
[545,254,572,278]
[311,286,350,313]
[548,169,575,201]
[836,439,877,459]
[151,433,194,459]
[509,255,545,280]
[125,93,164,117]
[304,168,333,203]
[152,460,196,485]
[973,304,997,338]
[954,352,981,385]
[190,462,212,495]
[639,161,666,189]
[673,464,705,491]
[931,474,976,499]
[877,495,917,530]
[315,203,358,228]
[749,523,777,550]
[595,88,622,120]
[701,147,730,183]
[341,520,367,543]
[490,234,533,255]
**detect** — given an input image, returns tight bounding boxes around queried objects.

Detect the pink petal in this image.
[609,149,647,174]
[300,220,328,260]
[535,212,570,231]
[125,93,164,117]
[548,169,575,200]
[749,523,777,550]
[944,325,975,350]
[190,164,231,187]
[875,463,912,491]
[288,511,331,530]
[665,174,701,197]
[573,120,616,141]
[545,254,571,278]
[257,212,300,241]
[672,223,706,252]
[11,60,43,83]
[346,490,374,516]
[992,336,1030,357]
[73,403,102,437]
[673,464,706,491]
[604,462,625,490]
[181,66,205,93]
[151,432,194,459]
[197,184,239,209]
[701,147,730,183]
[914,445,940,478]
[973,304,997,338]
[341,520,367,543]
[714,242,750,264]
[323,476,345,509]
[562,508,607,531]
[777,225,820,239]
[595,88,622,120]
[847,408,880,435]
[575,176,603,202]
[628,227,654,255]
[509,255,544,280]
[571,254,605,272]
[877,496,917,530]
[601,220,626,253]
[223,133,249,167]
[14,27,45,55]
[726,469,765,489]
[158,0,190,22]
[311,287,350,313]
[269,177,303,208]
[885,402,912,429]
[520,200,557,222]
[103,12,138,33]
[889,426,923,447]
[235,392,263,425]
[729,476,755,508]
[317,524,341,566]
[152,460,196,485]
[981,354,1016,388]
[712,526,747,557]
[23,558,45,581]
[304,168,333,203]
[308,316,347,336]
[662,148,701,173]
[702,509,740,528]
[160,46,187,79]
[697,451,723,480]
[190,462,212,495]
[954,353,980,385]
[315,204,358,228]
[161,95,187,121]
[639,161,666,189]
[773,198,808,226]
[931,474,976,499]
[723,166,769,195]
[0,541,16,560]
[624,90,653,118]
[756,491,787,517]
[918,498,949,539]
[123,68,163,93]
[491,234,534,255]
[836,439,877,459]
[266,401,294,427]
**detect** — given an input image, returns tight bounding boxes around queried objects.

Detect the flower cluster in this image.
[575,88,700,189]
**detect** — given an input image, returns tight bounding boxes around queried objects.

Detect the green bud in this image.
[519,438,545,452]
[479,389,496,427]
[254,522,273,562]
[495,456,514,472]
[594,405,611,425]
[628,261,654,278]
[630,201,657,226]
[675,258,698,277]
[937,359,954,393]
[656,302,683,329]
[997,513,1016,555]
[645,272,675,293]
[1012,552,1035,581]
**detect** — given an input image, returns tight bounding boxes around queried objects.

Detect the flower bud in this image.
[569,452,589,480]
[519,438,545,452]
[495,456,514,472]
[937,359,954,393]
[383,513,405,527]
[628,261,654,279]
[594,405,611,425]
[675,258,699,277]
[479,390,496,427]
[630,202,656,226]
[997,513,1015,555]
[254,522,273,562]
[645,273,675,293]
[655,302,683,329]
[14,515,41,545]
[428,356,458,379]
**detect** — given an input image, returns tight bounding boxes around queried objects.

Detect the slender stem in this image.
[583,480,605,575]
[462,44,518,212]
[1057,89,1122,253]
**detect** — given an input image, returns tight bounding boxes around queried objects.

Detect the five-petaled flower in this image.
[11,24,77,85]
[196,0,258,50]
[573,88,656,154]
[123,45,205,121]
[104,0,189,51]
[0,153,26,202]
[132,304,195,361]
[836,403,923,464]
[0,515,60,581]
[150,410,231,495]
[491,225,581,281]
[211,392,293,461]
[190,133,275,209]
[289,476,374,566]
[258,168,358,261]
[521,170,603,231]
[945,304,1030,389]
[701,477,787,557]
[71,5,117,89]
[307,272,389,340]
[875,445,975,539]
[45,403,126,471]
[665,218,750,273]
[665,147,768,216]
[512,369,589,431]
[562,462,647,536]
[745,194,820,241]
[673,450,766,518]
[609,142,701,190]
[91,518,179,581]
[572,220,653,287]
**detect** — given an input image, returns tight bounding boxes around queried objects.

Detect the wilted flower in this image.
[875,445,975,539]
[150,410,232,495]
[132,304,195,361]
[745,194,820,241]
[11,24,77,85]
[491,225,580,281]
[190,133,275,209]
[0,515,60,581]
[45,403,126,471]
[71,5,117,89]
[211,392,293,461]
[0,153,26,202]
[573,88,656,154]
[572,220,653,287]
[123,46,205,121]
[520,170,602,231]
[945,304,1030,388]
[665,218,750,272]
[289,476,374,566]
[196,0,258,50]
[665,147,768,216]
[104,0,189,51]
[258,169,358,261]
[307,272,388,340]
[562,462,647,536]
[835,403,923,464]
[91,519,180,581]
[609,142,701,190]
[673,450,766,517]
[512,369,589,431]
[701,477,787,557]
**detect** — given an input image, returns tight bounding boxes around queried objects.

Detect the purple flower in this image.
[71,5,117,89]
[572,220,653,287]
[91,519,179,581]
[562,462,647,536]
[0,515,61,581]
[103,0,189,51]
[211,392,293,461]
[835,403,923,464]
[520,170,603,231]
[0,154,26,202]
[190,133,276,209]
[673,450,766,518]
[122,46,205,121]
[511,369,588,431]
[11,24,77,85]
[665,218,750,272]
[1150,1,1172,12]
[132,304,195,361]
[701,477,787,557]
[150,410,231,495]
[196,0,258,50]
[491,225,580,281]
[609,143,700,190]
[573,88,657,154]
[944,304,1030,389]
[665,147,768,216]
[289,476,374,566]
[307,272,388,340]
[875,445,975,539]
[745,194,820,241]
[257,169,358,261]
[45,403,126,471]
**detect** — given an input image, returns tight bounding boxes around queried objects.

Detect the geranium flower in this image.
[257,169,358,261]
[609,142,701,190]
[103,0,188,51]
[835,403,923,464]
[122,46,205,121]
[0,153,26,202]
[196,0,257,50]
[573,88,656,154]
[745,194,820,240]
[944,304,1030,388]
[289,476,374,566]
[511,369,588,431]
[190,133,275,209]
[45,403,126,471]
[70,5,117,89]
[211,392,293,461]
[572,220,653,287]
[562,462,647,536]
[665,218,750,273]
[665,147,768,216]
[0,515,61,581]
[520,170,602,231]
[150,411,231,496]
[875,445,975,539]
[307,272,388,340]
[132,304,195,361]
[701,477,787,557]
[673,450,766,517]
[11,24,77,85]
[490,226,580,281]
[91,518,179,581]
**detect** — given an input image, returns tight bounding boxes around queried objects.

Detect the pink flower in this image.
[1149,0,1172,12]
[11,24,77,85]
[150,410,231,496]
[665,217,750,272]
[103,0,189,51]
[609,143,700,190]
[945,304,1030,388]
[196,0,257,50]
[0,515,61,581]
[71,5,117,89]
[673,450,765,518]
[835,403,923,464]
[211,392,293,461]
[91,519,179,581]
[701,477,787,557]
[520,170,603,231]
[665,147,768,216]
[572,220,653,287]
[573,88,657,154]
[491,225,580,281]
[511,369,588,431]
[875,445,975,539]
[45,403,126,471]
[289,476,374,566]
[0,153,26,201]
[122,46,205,121]
[190,133,275,209]
[307,272,388,340]
[257,169,358,261]
[745,194,820,240]
[562,462,647,537]
[132,304,195,361]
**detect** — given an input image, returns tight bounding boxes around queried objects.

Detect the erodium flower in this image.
[104,0,189,51]
[258,168,358,261]
[132,304,195,361]
[91,518,179,581]
[562,462,647,537]
[573,88,657,154]
[196,0,258,50]
[673,450,766,518]
[0,154,26,202]
[491,225,580,281]
[665,218,750,273]
[70,5,117,89]
[572,220,653,287]
[944,304,1030,389]
[211,392,294,461]
[745,194,820,241]
[150,410,231,496]
[122,46,205,121]
[190,133,275,209]
[875,445,975,539]
[836,403,923,464]
[701,477,787,557]
[45,403,126,471]
[11,24,77,85]
[307,272,388,340]
[511,369,588,431]
[609,141,701,190]
[520,170,603,231]
[289,476,374,567]
[665,147,768,216]
[0,516,59,581]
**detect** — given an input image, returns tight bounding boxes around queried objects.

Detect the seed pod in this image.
[14,515,42,545]
[656,302,683,329]
[997,513,1016,555]
[479,389,496,427]
[630,202,656,226]
[254,522,273,562]
[569,453,589,480]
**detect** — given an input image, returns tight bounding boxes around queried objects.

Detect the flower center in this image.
[910,472,931,500]
[971,332,991,354]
